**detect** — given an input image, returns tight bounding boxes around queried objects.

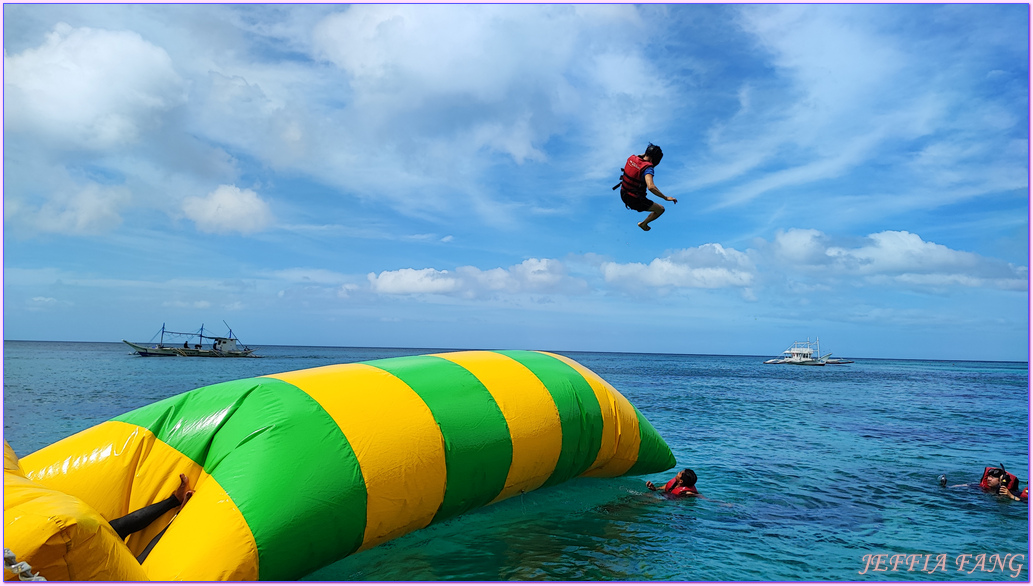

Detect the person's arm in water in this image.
[645,174,677,204]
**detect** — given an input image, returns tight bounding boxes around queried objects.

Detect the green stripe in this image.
[495,350,604,487]
[113,377,367,581]
[364,355,512,523]
[624,404,677,476]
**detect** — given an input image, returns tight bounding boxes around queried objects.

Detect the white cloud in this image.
[772,228,831,265]
[368,258,587,297]
[8,183,133,235]
[304,4,667,212]
[368,268,460,295]
[182,185,274,234]
[313,5,587,106]
[827,231,977,274]
[25,296,71,312]
[4,22,186,150]
[602,243,756,289]
[337,284,360,298]
[162,300,212,309]
[772,229,1028,291]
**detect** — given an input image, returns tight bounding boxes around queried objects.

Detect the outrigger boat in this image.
[123,322,256,357]
[763,337,853,366]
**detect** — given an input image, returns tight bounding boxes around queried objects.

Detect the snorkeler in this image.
[942,464,1028,502]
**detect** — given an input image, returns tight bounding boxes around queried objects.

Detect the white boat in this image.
[123,322,256,358]
[762,337,851,366]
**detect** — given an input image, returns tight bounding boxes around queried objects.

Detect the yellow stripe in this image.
[432,351,564,504]
[267,363,447,551]
[540,352,641,477]
[142,473,259,581]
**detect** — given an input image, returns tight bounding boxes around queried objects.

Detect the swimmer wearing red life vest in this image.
[943,463,1028,502]
[646,468,700,497]
[978,466,1027,502]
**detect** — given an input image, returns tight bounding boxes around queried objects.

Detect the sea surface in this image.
[3,341,1029,581]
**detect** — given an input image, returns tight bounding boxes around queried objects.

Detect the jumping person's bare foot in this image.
[638,222,651,231]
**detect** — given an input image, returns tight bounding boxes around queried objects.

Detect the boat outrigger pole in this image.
[223,321,247,348]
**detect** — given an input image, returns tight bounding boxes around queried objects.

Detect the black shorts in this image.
[621,191,654,212]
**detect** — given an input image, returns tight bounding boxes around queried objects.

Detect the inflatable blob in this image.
[4,350,675,581]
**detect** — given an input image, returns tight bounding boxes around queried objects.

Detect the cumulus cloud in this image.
[182,185,274,234]
[601,243,756,290]
[369,268,461,295]
[771,228,831,265]
[368,258,587,298]
[4,22,186,150]
[772,229,1028,291]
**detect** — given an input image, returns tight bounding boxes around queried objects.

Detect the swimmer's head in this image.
[677,468,697,486]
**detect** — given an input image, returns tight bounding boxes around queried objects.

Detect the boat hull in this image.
[122,340,254,358]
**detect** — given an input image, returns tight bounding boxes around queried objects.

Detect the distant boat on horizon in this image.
[123,322,256,358]
[762,337,853,366]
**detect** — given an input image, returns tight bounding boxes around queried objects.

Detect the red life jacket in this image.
[979,466,1020,493]
[620,155,653,198]
[663,477,698,497]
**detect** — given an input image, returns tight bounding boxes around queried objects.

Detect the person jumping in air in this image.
[614,143,677,231]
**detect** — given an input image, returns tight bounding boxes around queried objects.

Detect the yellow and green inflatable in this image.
[4,350,674,581]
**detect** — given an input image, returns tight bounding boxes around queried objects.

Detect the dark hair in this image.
[644,143,663,165]
[680,468,697,486]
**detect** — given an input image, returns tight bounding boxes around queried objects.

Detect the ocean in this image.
[3,341,1029,581]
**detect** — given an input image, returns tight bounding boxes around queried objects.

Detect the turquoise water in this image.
[3,341,1029,581]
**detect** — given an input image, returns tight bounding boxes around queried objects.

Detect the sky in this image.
[2,3,1029,361]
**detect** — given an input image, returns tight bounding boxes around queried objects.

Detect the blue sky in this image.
[3,4,1029,361]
